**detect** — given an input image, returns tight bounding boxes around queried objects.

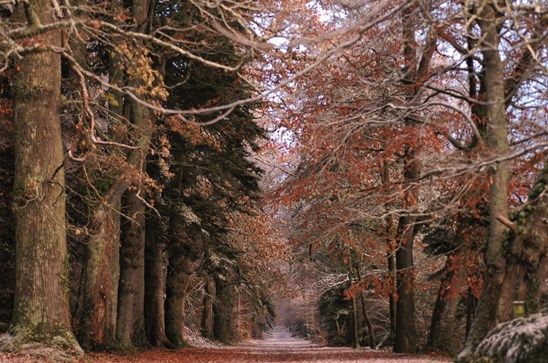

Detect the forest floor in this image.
[87,326,451,363]
[0,326,451,362]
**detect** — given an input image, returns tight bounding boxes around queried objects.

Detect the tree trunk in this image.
[76,16,124,349]
[498,167,547,316]
[393,4,421,353]
[382,162,397,342]
[426,246,469,355]
[213,278,238,343]
[116,191,146,348]
[165,249,195,347]
[131,230,147,346]
[78,199,122,350]
[465,288,477,339]
[116,96,153,348]
[78,1,154,344]
[144,216,169,346]
[387,252,396,340]
[461,3,510,355]
[201,278,216,339]
[347,267,360,349]
[393,145,420,353]
[351,293,359,348]
[115,0,153,347]
[0,1,81,355]
[126,1,153,344]
[355,267,375,348]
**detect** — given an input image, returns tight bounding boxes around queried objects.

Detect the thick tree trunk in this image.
[201,278,216,339]
[78,199,122,350]
[116,192,146,348]
[116,97,153,347]
[144,216,169,346]
[115,0,153,347]
[76,17,124,349]
[78,0,154,344]
[426,246,469,355]
[461,3,510,356]
[213,278,239,343]
[0,1,81,355]
[165,249,195,347]
[498,167,547,316]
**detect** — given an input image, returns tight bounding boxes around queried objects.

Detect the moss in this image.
[528,168,547,201]
[60,264,71,293]
[525,275,540,314]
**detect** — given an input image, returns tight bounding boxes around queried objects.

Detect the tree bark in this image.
[0,1,81,355]
[165,248,195,347]
[426,246,469,355]
[498,167,547,317]
[201,277,216,339]
[213,278,239,343]
[382,162,397,342]
[144,216,170,346]
[393,4,422,353]
[355,266,375,348]
[116,192,146,348]
[78,197,122,350]
[78,0,154,347]
[393,146,420,353]
[116,95,153,348]
[461,3,510,355]
[348,270,360,349]
[120,0,154,346]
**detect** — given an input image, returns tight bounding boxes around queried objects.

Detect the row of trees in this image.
[269,0,546,358]
[0,0,286,358]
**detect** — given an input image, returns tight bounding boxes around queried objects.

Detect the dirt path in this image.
[88,326,451,362]
[0,326,450,362]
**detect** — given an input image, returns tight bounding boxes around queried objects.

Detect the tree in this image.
[0,0,82,356]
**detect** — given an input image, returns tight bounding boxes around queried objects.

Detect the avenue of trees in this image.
[0,0,286,359]
[267,0,547,359]
[0,0,546,361]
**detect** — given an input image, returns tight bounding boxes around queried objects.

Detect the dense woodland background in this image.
[0,0,546,362]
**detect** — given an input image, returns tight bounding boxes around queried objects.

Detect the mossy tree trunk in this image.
[0,0,81,355]
[498,167,547,317]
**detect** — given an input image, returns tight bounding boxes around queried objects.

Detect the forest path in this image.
[87,325,450,362]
